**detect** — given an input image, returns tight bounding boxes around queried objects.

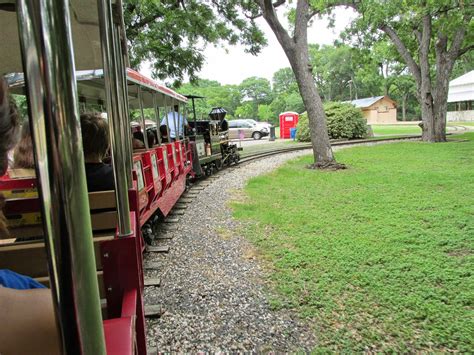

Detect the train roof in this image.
[0,0,106,74]
[5,68,187,107]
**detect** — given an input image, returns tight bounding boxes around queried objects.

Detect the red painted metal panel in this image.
[104,317,134,355]
[121,289,138,318]
[101,213,146,355]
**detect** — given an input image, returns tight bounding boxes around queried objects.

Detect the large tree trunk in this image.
[289,50,335,165]
[257,0,341,168]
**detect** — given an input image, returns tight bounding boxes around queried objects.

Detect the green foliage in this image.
[257,104,273,121]
[272,67,298,95]
[234,102,254,118]
[124,0,265,85]
[296,102,367,141]
[12,95,28,124]
[232,133,474,352]
[325,102,368,139]
[295,112,311,142]
[177,79,241,119]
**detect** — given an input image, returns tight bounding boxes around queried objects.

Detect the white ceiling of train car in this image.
[0,0,103,75]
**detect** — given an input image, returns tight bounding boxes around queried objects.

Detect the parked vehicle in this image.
[228,119,269,140]
[242,119,272,132]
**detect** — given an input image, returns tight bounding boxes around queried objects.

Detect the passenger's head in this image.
[146,130,155,147]
[0,78,20,176]
[159,124,168,137]
[80,112,109,162]
[13,124,34,169]
[173,105,179,112]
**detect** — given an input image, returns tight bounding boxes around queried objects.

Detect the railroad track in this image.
[142,134,423,352]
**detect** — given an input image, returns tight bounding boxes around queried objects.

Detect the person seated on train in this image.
[160,124,169,143]
[160,105,191,141]
[80,112,115,192]
[146,129,156,147]
[0,78,60,354]
[12,123,35,169]
[132,131,145,149]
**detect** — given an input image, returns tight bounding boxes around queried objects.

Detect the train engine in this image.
[189,107,240,176]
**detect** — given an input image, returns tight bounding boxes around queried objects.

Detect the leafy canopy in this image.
[124,0,266,85]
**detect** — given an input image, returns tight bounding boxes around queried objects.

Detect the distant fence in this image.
[447,110,474,122]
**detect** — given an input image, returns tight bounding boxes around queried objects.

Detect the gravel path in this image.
[145,149,316,353]
[144,142,405,352]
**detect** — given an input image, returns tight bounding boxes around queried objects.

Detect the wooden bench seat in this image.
[2,190,118,239]
[0,190,118,302]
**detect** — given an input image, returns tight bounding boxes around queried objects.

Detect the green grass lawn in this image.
[232,133,474,352]
[371,124,422,136]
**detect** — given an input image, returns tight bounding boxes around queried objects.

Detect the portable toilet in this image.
[279,112,299,139]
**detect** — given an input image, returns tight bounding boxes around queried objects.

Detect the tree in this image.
[123,0,267,84]
[250,0,342,169]
[257,104,274,121]
[324,0,473,142]
[235,102,255,118]
[238,76,273,117]
[272,67,298,95]
[177,79,241,118]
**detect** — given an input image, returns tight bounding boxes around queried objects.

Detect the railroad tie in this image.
[144,305,164,318]
[164,217,179,223]
[170,210,185,216]
[144,262,161,270]
[144,278,161,287]
[146,245,170,253]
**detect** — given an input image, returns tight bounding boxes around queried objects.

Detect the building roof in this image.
[344,96,389,108]
[448,71,474,103]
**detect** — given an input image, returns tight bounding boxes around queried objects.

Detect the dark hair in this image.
[13,124,35,169]
[0,78,20,175]
[159,124,168,136]
[80,112,109,160]
[146,130,155,147]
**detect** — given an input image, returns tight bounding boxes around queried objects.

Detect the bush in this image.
[296,102,368,142]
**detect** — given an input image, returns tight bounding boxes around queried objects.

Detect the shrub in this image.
[296,102,368,142]
[295,112,311,142]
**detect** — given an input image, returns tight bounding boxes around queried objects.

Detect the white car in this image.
[242,119,272,133]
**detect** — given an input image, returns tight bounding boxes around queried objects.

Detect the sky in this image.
[198,7,357,85]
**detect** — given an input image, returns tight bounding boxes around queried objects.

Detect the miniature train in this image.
[0,1,240,353]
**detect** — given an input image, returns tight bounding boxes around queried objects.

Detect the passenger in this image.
[161,105,191,141]
[160,124,169,143]
[80,112,115,191]
[146,129,156,147]
[0,77,60,354]
[132,131,145,149]
[12,123,35,169]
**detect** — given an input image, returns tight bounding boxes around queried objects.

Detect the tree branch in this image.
[294,0,309,44]
[380,24,421,87]
[458,44,474,57]
[307,0,359,20]
[447,27,467,60]
[246,0,286,20]
[255,0,294,50]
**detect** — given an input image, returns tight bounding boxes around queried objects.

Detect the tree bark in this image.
[256,0,340,168]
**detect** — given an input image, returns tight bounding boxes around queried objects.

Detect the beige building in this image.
[347,96,398,124]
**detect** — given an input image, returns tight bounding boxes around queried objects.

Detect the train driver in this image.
[161,105,190,141]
